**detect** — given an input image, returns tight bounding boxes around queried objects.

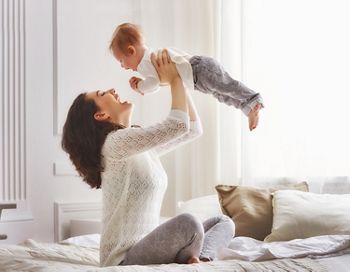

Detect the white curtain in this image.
[216,0,243,185]
[238,0,350,181]
[134,0,225,216]
[136,0,350,216]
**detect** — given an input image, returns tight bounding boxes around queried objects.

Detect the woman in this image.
[62,50,234,267]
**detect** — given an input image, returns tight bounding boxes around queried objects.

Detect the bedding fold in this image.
[219,235,350,261]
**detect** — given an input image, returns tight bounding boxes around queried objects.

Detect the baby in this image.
[109,23,263,130]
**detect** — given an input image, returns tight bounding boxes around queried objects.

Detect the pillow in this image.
[265,190,350,242]
[215,182,308,240]
[177,195,223,222]
[61,233,100,248]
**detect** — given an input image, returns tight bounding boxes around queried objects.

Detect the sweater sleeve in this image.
[154,119,203,156]
[103,110,190,160]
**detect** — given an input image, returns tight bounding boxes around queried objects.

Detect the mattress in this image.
[1,236,350,272]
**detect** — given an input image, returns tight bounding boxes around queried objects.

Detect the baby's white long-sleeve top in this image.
[99,109,202,267]
[137,48,194,94]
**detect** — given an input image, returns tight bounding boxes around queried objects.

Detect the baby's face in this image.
[113,46,139,71]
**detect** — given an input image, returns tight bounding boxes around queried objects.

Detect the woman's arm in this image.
[103,115,189,160]
[153,51,203,156]
[154,91,203,156]
[103,50,191,161]
[152,50,188,114]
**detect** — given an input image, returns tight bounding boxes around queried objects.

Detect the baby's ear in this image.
[127,45,136,56]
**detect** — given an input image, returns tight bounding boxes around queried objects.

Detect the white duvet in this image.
[220,234,350,261]
[1,235,350,272]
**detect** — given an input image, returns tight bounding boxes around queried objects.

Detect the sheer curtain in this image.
[236,0,350,181]
[216,0,243,185]
[134,0,223,216]
[217,0,350,185]
[134,0,350,216]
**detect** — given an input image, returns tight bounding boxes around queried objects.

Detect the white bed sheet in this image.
[317,254,350,272]
[220,235,350,261]
[1,236,350,272]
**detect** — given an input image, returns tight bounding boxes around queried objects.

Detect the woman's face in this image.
[86,89,133,126]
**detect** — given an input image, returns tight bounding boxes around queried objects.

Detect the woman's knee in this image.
[173,214,204,263]
[175,213,204,237]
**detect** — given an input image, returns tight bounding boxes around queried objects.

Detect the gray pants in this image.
[121,213,234,265]
[190,56,263,116]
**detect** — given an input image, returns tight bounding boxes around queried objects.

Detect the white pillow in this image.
[61,233,100,248]
[177,194,222,222]
[265,190,350,242]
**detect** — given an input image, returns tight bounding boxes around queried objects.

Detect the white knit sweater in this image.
[100,110,202,267]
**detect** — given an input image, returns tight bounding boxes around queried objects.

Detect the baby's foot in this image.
[187,256,200,264]
[248,104,262,131]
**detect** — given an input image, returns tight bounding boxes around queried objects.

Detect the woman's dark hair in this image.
[61,93,123,189]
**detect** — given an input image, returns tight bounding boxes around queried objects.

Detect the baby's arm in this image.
[135,53,162,94]
[137,76,160,94]
[129,77,144,95]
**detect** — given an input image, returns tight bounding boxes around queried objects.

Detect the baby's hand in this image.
[129,77,144,95]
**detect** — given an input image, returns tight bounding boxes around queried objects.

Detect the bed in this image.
[1,177,350,271]
[1,231,350,271]
[1,238,350,272]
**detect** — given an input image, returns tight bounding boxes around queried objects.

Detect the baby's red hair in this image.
[109,23,144,55]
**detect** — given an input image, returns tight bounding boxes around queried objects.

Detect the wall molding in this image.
[52,0,59,135]
[51,0,141,136]
[0,0,27,202]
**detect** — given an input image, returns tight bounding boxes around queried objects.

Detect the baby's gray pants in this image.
[121,213,234,265]
[190,56,263,116]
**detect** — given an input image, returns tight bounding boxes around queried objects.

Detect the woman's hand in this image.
[151,49,187,113]
[151,49,180,85]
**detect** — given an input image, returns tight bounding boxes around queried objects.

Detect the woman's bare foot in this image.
[187,256,200,264]
[248,103,262,131]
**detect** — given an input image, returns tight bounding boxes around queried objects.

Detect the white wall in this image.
[1,0,144,244]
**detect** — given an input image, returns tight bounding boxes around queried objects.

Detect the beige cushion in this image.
[265,190,350,242]
[215,182,308,241]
